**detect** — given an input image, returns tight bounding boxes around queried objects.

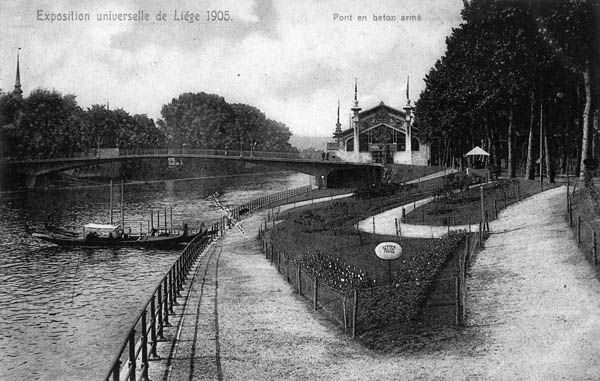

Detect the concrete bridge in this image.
[0,148,382,189]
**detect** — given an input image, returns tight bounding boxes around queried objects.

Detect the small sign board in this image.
[375,242,402,260]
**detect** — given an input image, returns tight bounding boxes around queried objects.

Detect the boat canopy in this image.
[84,223,119,231]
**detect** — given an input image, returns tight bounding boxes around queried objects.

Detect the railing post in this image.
[150,296,159,358]
[112,360,121,381]
[177,260,183,294]
[170,271,177,308]
[163,278,171,326]
[128,330,136,381]
[157,285,166,336]
[140,310,150,381]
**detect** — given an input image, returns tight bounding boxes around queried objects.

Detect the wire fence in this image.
[401,180,535,227]
[567,179,600,267]
[257,231,480,338]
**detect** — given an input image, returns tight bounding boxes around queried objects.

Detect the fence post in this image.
[455,277,461,326]
[352,290,358,339]
[569,197,573,227]
[517,181,520,201]
[297,266,302,295]
[372,217,376,234]
[577,216,581,244]
[594,230,598,266]
[342,295,348,333]
[395,218,399,237]
[313,277,318,310]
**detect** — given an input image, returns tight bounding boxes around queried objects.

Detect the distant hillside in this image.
[289,135,331,151]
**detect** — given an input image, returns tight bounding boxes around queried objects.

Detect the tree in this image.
[535,0,600,185]
[158,92,296,152]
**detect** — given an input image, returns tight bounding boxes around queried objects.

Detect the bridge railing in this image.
[1,148,303,162]
[104,231,213,381]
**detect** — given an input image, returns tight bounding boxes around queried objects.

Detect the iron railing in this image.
[103,185,312,380]
[1,148,303,163]
[104,231,213,381]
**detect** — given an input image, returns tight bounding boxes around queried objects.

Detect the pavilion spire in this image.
[405,75,411,106]
[335,99,341,134]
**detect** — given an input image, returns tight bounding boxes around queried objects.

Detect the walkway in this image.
[146,185,600,380]
[356,195,479,238]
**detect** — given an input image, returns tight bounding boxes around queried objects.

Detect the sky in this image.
[0,0,464,137]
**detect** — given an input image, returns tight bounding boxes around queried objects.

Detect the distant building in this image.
[326,78,430,165]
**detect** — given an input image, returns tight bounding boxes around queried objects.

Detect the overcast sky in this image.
[0,0,463,137]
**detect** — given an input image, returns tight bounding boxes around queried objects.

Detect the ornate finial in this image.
[352,77,360,109]
[14,48,22,97]
[406,75,411,106]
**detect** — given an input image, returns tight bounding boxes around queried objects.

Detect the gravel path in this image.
[465,185,600,379]
[151,185,600,380]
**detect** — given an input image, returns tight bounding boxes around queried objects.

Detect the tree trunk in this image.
[508,97,516,178]
[525,90,536,179]
[580,67,594,186]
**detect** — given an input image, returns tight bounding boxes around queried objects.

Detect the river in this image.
[0,171,309,381]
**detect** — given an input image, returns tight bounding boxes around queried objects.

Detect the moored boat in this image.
[32,223,206,248]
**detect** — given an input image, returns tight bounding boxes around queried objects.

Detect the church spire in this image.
[14,48,23,98]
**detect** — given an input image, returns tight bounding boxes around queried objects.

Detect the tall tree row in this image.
[0,89,296,159]
[415,0,599,185]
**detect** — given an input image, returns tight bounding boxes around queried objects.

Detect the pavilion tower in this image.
[403,75,414,154]
[351,78,361,158]
[334,99,342,143]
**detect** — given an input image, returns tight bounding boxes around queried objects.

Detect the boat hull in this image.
[32,232,205,249]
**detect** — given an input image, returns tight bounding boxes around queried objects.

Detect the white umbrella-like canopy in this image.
[465,146,490,156]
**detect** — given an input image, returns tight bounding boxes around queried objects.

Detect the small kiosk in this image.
[465,146,490,181]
